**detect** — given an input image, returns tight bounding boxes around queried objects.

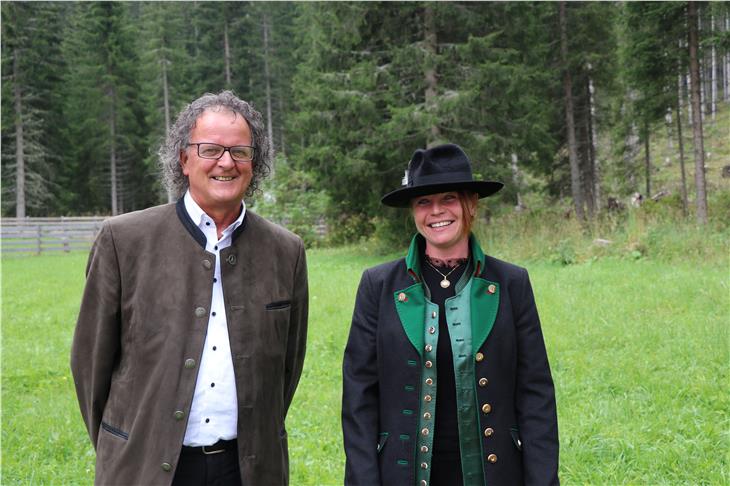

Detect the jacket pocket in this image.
[265,300,291,310]
[510,426,522,451]
[377,432,389,453]
[101,421,129,441]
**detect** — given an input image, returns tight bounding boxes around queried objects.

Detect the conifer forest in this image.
[2,2,729,240]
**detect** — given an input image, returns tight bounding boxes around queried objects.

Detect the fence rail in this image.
[1,217,107,255]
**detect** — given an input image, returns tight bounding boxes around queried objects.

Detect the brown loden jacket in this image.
[71,201,308,486]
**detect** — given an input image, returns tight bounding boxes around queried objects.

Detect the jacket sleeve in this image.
[514,268,560,485]
[283,239,309,415]
[342,269,381,486]
[70,223,122,449]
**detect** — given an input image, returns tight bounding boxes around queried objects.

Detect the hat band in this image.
[409,171,474,187]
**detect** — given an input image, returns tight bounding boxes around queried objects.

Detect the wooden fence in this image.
[1,217,107,255]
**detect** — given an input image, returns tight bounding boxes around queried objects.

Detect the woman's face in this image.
[411,191,476,256]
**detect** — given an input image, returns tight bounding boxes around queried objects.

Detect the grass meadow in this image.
[1,241,728,484]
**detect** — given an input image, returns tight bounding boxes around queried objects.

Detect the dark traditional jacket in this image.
[342,234,558,486]
[71,201,308,486]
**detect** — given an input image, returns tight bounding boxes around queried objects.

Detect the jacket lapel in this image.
[468,234,500,353]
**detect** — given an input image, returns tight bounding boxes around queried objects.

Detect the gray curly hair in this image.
[159,90,272,199]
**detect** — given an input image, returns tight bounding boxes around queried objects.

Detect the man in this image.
[71,91,308,486]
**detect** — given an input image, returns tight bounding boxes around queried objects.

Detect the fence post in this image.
[36,225,42,255]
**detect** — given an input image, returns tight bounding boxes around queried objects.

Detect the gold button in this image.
[423,412,432,420]
[424,394,432,402]
[398,292,407,302]
[421,462,428,469]
[425,378,433,386]
[484,427,494,437]
[195,307,207,317]
[431,311,437,318]
[475,352,484,362]
[202,259,212,270]
[428,326,436,334]
[161,462,172,472]
[421,428,429,436]
[425,344,433,353]
[487,284,497,294]
[487,454,497,463]
[482,403,492,414]
[184,358,196,369]
[420,445,429,453]
[173,410,185,421]
[425,360,433,368]
[478,378,488,387]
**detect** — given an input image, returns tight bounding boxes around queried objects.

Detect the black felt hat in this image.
[381,144,503,207]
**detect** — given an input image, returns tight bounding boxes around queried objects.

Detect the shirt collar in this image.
[183,190,246,236]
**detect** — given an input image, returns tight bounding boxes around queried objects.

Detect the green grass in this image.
[2,247,728,484]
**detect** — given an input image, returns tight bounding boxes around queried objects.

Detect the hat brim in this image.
[381,180,504,208]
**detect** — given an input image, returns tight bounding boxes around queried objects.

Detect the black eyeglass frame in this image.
[187,142,256,162]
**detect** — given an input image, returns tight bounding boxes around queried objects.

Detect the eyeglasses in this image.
[187,143,255,162]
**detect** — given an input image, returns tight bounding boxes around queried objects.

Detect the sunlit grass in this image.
[1,248,727,484]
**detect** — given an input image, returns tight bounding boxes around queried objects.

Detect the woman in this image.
[342,144,559,486]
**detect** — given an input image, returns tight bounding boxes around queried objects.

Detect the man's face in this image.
[180,109,253,216]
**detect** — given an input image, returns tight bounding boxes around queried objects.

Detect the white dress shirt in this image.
[182,190,244,446]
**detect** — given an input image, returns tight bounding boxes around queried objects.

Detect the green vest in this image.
[393,234,501,486]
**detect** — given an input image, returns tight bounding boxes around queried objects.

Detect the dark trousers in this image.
[172,440,242,486]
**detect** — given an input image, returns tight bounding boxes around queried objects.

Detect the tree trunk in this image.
[722,12,730,101]
[559,1,585,222]
[675,96,689,217]
[688,1,708,224]
[588,70,601,213]
[13,48,26,218]
[278,97,286,155]
[643,127,651,197]
[162,57,173,202]
[710,15,717,121]
[224,20,231,88]
[262,12,274,172]
[109,87,119,216]
[511,153,523,210]
[424,4,440,147]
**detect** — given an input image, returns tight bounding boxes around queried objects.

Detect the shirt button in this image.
[478,378,489,387]
[212,346,217,351]
[482,403,492,414]
[205,418,210,423]
[425,361,433,368]
[421,428,429,436]
[428,326,436,334]
[184,359,196,369]
[420,462,428,469]
[475,352,484,362]
[431,311,437,318]
[424,394,432,402]
[227,254,237,265]
[173,411,185,421]
[195,307,206,318]
[484,427,494,437]
[425,378,433,386]
[423,412,431,420]
[420,445,429,453]
[487,454,498,463]
[161,462,172,472]
[202,259,212,270]
[211,311,216,317]
[424,344,432,353]
[210,383,215,388]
